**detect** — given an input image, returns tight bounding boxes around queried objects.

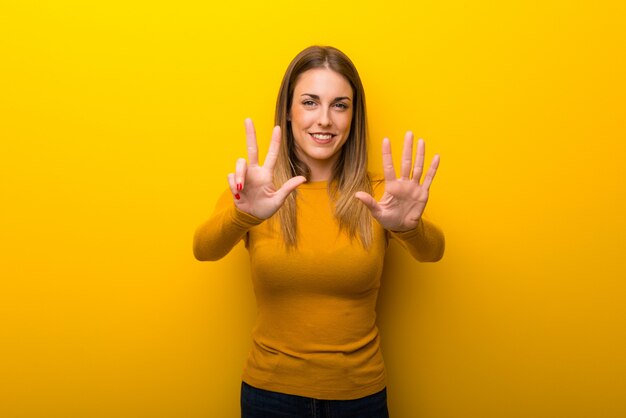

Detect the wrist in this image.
[389,218,423,233]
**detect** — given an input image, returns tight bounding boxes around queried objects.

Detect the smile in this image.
[309,132,335,143]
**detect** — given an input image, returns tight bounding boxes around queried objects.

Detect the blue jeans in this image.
[241,381,390,418]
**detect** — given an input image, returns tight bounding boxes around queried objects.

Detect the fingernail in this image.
[235,193,240,200]
[237,183,242,191]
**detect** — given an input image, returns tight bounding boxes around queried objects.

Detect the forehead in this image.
[293,68,353,98]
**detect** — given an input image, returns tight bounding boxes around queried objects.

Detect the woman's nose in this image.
[317,107,332,127]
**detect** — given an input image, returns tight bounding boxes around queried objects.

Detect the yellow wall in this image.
[1,1,625,417]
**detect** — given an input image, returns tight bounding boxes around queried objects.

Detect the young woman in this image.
[194,45,444,418]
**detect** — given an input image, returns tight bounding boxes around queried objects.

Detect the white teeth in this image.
[311,133,332,140]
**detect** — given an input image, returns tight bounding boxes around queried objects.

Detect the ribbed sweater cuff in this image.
[388,218,425,241]
[229,204,265,230]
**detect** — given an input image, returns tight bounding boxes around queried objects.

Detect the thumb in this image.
[275,176,307,202]
[354,192,382,218]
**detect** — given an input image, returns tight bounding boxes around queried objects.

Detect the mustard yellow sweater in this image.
[193,179,444,400]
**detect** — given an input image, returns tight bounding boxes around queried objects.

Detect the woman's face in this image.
[289,68,354,173]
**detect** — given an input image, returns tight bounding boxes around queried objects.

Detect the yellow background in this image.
[1,1,625,417]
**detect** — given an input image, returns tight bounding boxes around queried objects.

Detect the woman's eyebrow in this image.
[300,93,352,101]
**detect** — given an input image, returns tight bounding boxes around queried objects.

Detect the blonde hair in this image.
[273,46,373,248]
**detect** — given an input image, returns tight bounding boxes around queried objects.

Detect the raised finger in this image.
[354,191,383,219]
[275,175,307,202]
[421,154,440,191]
[412,138,425,183]
[244,118,259,166]
[227,173,240,200]
[263,125,282,170]
[235,158,247,191]
[381,138,396,182]
[400,131,414,180]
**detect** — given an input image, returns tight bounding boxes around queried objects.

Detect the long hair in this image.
[273,45,373,248]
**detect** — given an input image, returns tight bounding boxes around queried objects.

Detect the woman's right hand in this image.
[227,118,307,220]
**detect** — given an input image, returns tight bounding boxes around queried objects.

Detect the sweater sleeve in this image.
[388,217,445,262]
[193,189,264,261]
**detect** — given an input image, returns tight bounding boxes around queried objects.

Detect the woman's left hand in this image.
[355,131,440,232]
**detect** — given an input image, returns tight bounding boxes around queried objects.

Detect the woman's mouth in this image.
[309,132,335,144]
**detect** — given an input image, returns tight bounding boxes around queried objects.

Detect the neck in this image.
[309,168,332,182]
[305,157,338,182]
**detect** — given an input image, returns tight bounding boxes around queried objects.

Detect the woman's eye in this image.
[302,100,316,107]
[334,103,349,110]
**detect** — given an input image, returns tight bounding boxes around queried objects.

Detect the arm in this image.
[193,189,264,261]
[193,119,305,261]
[356,132,445,262]
[389,218,445,262]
